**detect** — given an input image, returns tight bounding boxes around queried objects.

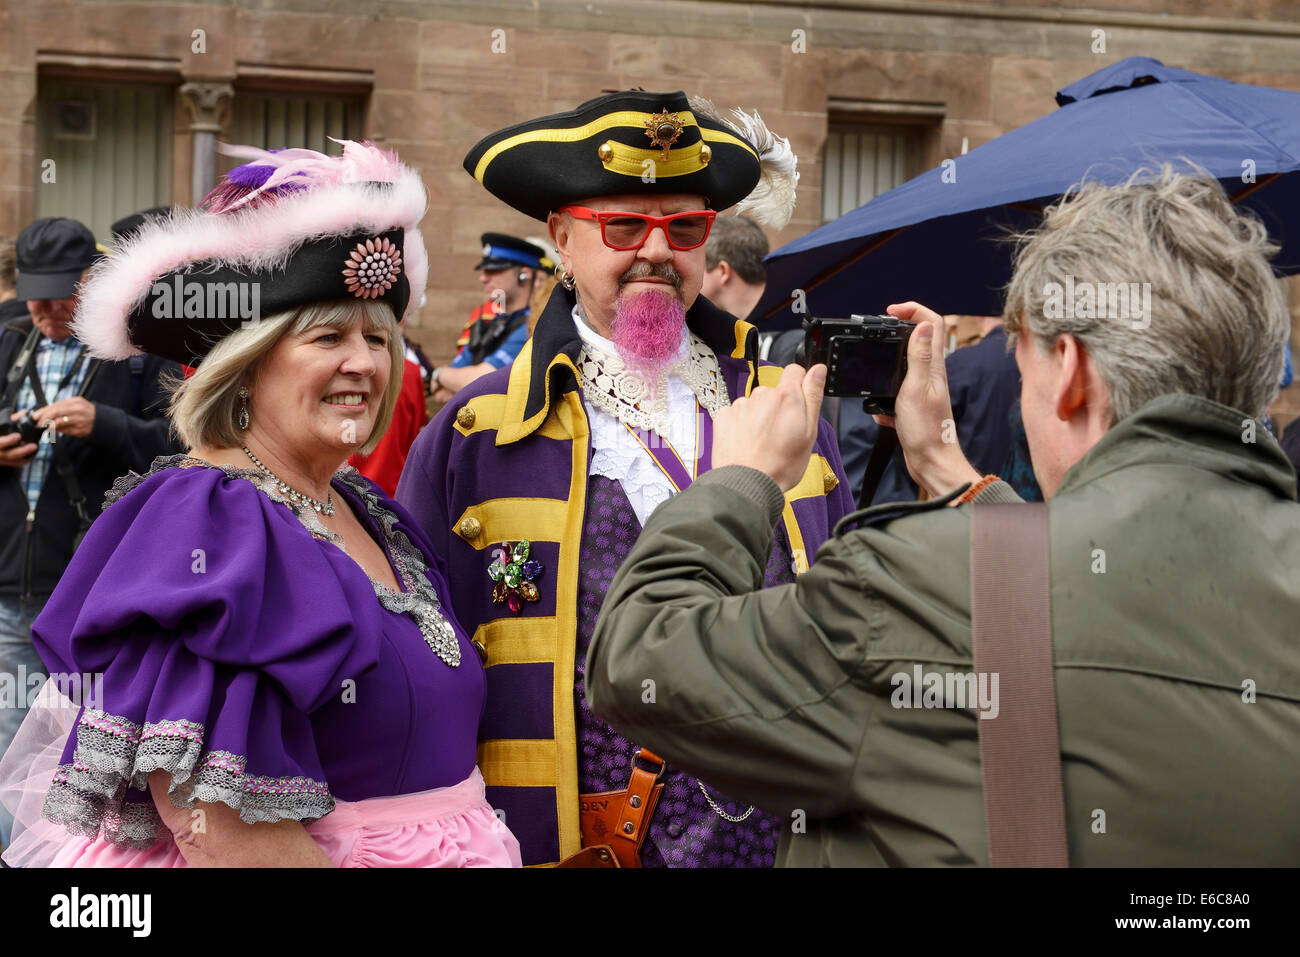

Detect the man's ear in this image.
[1053,333,1089,422]
[713,261,731,285]
[548,212,570,261]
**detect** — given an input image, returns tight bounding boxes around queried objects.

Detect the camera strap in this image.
[23,342,93,411]
[970,502,1068,867]
[1,328,43,411]
[21,340,100,532]
[857,424,900,510]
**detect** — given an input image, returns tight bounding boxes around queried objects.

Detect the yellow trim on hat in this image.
[598,140,709,178]
[473,110,757,182]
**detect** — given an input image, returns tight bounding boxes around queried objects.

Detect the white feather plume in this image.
[690,96,800,229]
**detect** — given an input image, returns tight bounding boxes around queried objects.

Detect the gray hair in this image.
[169,299,405,456]
[704,214,769,285]
[1003,165,1288,422]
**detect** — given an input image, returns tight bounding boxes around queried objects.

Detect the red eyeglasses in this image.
[559,206,717,251]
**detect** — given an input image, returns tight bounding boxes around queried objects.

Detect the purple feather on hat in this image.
[200,140,404,215]
[200,150,311,214]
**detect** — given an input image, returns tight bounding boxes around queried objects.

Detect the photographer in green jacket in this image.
[586,166,1300,866]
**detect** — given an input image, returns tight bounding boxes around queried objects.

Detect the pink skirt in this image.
[1,682,520,868]
[43,768,521,868]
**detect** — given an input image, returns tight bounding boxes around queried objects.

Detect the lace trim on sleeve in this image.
[101,453,197,510]
[42,709,334,849]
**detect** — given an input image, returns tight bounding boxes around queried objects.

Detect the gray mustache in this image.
[619,263,681,288]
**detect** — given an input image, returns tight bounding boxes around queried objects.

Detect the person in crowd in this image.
[946,314,1042,499]
[0,217,182,851]
[586,166,1299,865]
[430,233,550,402]
[0,142,520,868]
[946,315,1021,475]
[397,90,853,868]
[700,214,768,322]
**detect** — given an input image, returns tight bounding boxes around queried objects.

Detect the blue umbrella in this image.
[754,57,1300,327]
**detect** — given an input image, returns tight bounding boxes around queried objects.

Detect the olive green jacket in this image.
[586,394,1300,866]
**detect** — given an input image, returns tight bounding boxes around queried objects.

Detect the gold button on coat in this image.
[456,406,476,428]
[823,471,838,493]
[458,517,482,540]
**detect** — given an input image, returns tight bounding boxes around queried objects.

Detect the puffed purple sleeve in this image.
[31,465,384,847]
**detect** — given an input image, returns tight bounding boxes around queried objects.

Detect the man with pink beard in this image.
[397,90,854,868]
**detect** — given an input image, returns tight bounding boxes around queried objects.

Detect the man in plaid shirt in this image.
[0,217,182,851]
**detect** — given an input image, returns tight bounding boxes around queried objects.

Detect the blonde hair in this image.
[170,299,404,456]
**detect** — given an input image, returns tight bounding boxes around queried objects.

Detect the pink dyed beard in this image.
[610,289,686,382]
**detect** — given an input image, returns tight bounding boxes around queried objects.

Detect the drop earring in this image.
[238,386,250,430]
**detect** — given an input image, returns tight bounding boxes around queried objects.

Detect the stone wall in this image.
[2,0,1297,427]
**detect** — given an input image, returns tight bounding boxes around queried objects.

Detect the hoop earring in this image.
[556,263,576,291]
[238,386,250,430]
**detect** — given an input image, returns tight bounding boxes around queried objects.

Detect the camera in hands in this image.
[0,407,44,445]
[799,315,915,415]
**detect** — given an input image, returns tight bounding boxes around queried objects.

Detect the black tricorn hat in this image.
[463,90,797,226]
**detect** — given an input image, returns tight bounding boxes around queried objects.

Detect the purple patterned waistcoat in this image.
[574,476,797,867]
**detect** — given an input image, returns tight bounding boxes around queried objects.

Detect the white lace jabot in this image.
[572,306,729,526]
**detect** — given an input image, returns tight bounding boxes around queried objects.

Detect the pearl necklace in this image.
[241,446,336,516]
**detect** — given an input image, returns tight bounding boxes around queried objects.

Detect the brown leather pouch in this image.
[556,748,665,869]
[554,846,619,867]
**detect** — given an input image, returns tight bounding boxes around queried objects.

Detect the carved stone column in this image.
[180,81,234,203]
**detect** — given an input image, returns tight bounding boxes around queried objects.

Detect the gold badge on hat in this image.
[645,109,685,160]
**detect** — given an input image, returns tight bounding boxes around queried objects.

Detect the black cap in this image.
[111,207,172,244]
[16,217,99,300]
[475,232,549,271]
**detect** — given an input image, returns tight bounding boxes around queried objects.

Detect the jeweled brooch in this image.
[342,236,402,299]
[488,540,544,616]
[644,109,685,161]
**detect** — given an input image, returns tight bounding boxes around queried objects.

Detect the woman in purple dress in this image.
[0,142,521,867]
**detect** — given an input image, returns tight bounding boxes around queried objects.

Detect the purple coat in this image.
[397,286,854,865]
